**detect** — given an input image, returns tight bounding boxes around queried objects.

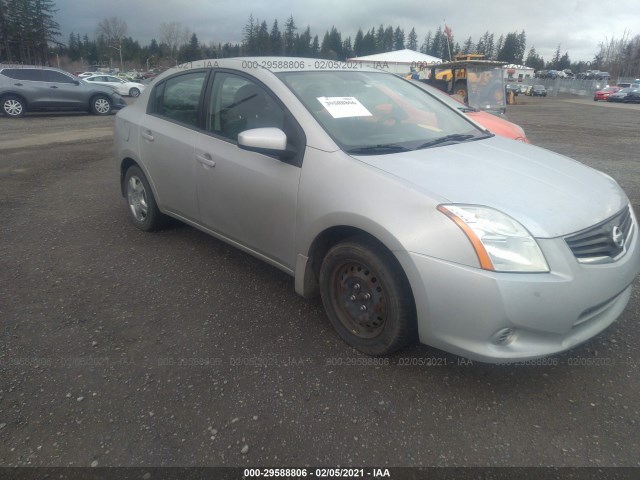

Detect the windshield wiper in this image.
[416,134,484,150]
[347,144,412,155]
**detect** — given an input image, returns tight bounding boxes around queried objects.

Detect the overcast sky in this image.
[55,0,638,62]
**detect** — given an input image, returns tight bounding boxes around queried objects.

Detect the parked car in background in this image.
[594,86,621,101]
[616,82,640,89]
[77,72,96,78]
[622,90,640,103]
[505,84,520,97]
[412,81,529,143]
[531,85,547,96]
[114,58,639,363]
[0,66,126,117]
[83,74,146,97]
[607,87,638,102]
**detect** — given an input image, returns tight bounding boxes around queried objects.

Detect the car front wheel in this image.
[91,95,112,115]
[2,95,26,117]
[129,87,140,97]
[319,236,417,356]
[124,165,166,231]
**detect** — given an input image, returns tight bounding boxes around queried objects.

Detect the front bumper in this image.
[111,94,127,110]
[396,218,640,363]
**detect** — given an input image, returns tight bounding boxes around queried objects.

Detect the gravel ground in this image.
[0,95,639,468]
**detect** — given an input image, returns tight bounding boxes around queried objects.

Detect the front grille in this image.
[565,206,634,263]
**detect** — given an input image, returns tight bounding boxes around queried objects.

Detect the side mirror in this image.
[73,79,80,86]
[238,128,296,159]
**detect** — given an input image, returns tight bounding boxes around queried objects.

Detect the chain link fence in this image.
[513,76,638,98]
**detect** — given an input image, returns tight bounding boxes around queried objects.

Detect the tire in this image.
[91,95,112,115]
[123,165,166,231]
[129,87,140,97]
[453,81,467,101]
[319,236,417,356]
[2,95,26,117]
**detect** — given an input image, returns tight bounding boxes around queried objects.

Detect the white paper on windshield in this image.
[316,97,372,118]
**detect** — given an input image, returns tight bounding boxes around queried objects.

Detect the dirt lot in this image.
[1,95,639,469]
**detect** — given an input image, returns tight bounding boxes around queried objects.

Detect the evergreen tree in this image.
[0,0,10,61]
[270,19,282,55]
[407,27,418,51]
[420,31,432,54]
[353,28,364,56]
[383,26,393,52]
[242,14,256,55]
[525,46,544,71]
[516,30,526,64]
[497,32,519,63]
[311,34,319,57]
[284,15,297,55]
[552,44,561,68]
[362,27,376,55]
[181,32,201,61]
[295,26,312,56]
[375,25,384,52]
[342,36,353,59]
[430,27,443,58]
[256,20,270,55]
[558,51,570,70]
[462,36,474,54]
[393,26,404,50]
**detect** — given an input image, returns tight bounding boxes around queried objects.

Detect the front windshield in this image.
[277,70,485,154]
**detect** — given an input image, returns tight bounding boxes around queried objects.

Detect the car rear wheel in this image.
[2,95,26,117]
[129,87,140,97]
[124,165,166,231]
[319,236,417,356]
[91,95,112,115]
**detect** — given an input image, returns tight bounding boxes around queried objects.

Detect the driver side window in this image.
[206,73,285,141]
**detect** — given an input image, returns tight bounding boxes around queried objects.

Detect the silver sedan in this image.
[114,58,640,363]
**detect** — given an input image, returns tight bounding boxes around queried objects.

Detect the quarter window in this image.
[2,68,43,81]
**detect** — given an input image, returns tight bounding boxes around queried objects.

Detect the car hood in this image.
[351,136,627,238]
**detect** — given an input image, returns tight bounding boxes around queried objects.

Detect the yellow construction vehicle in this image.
[422,55,508,116]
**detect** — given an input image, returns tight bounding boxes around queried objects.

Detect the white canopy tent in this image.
[348,49,442,76]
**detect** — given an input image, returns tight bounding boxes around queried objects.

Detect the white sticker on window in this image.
[316,97,372,118]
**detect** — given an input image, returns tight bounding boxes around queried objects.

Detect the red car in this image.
[594,86,621,101]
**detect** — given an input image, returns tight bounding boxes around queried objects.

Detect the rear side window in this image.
[150,71,207,128]
[1,68,43,81]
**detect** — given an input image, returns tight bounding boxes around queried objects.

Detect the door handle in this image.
[15,83,23,86]
[50,85,58,89]
[196,153,216,168]
[141,130,154,141]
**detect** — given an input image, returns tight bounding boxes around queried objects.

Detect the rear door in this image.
[139,69,209,223]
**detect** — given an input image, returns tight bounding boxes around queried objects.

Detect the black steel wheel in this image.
[319,236,417,355]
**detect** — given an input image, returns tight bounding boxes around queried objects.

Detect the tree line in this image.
[1,5,639,79]
[0,0,60,65]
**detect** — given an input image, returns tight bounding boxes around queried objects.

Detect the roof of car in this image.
[163,57,385,75]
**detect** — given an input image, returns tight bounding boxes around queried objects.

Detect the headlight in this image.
[438,204,549,272]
